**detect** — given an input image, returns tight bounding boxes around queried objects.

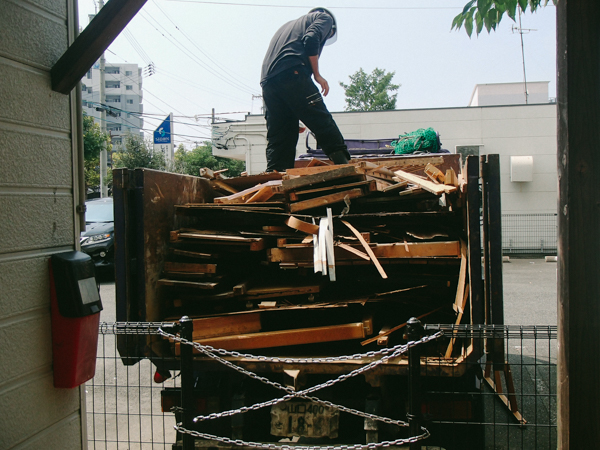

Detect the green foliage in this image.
[82,113,111,192]
[339,68,400,112]
[174,142,246,178]
[112,134,167,170]
[452,0,555,37]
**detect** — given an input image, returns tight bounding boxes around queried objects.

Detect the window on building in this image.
[82,84,87,92]
[87,70,92,79]
[87,87,92,94]
[107,126,122,132]
[455,145,482,163]
[126,85,133,90]
[106,95,121,103]
[106,67,120,74]
[127,99,134,104]
[112,138,122,145]
[125,71,133,76]
[106,81,120,89]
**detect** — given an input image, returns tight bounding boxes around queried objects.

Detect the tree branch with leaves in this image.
[452,0,556,37]
[339,68,400,112]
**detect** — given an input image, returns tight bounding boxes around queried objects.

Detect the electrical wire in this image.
[165,1,462,10]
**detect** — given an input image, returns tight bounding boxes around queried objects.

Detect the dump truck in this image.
[113,152,506,450]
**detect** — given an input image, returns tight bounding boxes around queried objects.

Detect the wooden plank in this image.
[281,165,358,191]
[393,169,457,195]
[157,279,218,289]
[177,232,266,251]
[289,188,366,213]
[285,216,320,235]
[382,180,409,193]
[285,163,357,177]
[445,168,458,187]
[190,319,373,351]
[361,307,443,346]
[245,284,321,299]
[246,185,276,203]
[212,179,238,195]
[453,241,468,314]
[425,163,445,184]
[341,220,388,279]
[191,313,261,340]
[268,241,461,262]
[336,242,370,261]
[164,262,217,274]
[170,248,216,259]
[51,0,148,94]
[288,180,375,201]
[214,180,282,204]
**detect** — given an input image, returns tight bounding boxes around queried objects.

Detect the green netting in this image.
[391,127,440,155]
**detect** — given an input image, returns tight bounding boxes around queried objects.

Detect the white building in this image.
[81,62,144,148]
[212,82,558,253]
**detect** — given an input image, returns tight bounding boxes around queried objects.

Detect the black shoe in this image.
[329,150,350,165]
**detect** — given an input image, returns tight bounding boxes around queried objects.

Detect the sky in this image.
[78,0,557,148]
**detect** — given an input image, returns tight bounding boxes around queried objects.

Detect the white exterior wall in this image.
[213,103,557,215]
[0,0,84,448]
[468,81,550,106]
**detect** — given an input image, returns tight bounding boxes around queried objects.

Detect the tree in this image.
[112,134,167,171]
[452,0,555,37]
[339,68,400,112]
[174,142,245,178]
[83,113,111,193]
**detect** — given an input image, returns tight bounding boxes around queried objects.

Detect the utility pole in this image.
[512,8,536,105]
[98,0,108,198]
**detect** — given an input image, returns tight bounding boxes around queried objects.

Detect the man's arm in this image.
[309,55,329,96]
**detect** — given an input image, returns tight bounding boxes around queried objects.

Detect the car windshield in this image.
[86,201,113,223]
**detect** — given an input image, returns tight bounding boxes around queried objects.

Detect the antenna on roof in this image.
[512,8,537,104]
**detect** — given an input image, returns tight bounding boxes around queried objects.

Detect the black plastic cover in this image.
[51,251,103,318]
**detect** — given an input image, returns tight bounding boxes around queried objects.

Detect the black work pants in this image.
[262,66,349,172]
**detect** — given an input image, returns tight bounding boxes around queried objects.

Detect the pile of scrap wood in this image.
[161,155,469,356]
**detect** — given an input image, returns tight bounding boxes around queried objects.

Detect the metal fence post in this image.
[406,317,424,450]
[180,316,194,450]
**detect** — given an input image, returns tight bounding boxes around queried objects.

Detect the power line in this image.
[166,0,462,10]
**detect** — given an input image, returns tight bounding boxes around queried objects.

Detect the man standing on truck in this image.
[261,7,351,172]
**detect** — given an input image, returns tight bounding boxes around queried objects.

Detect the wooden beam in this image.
[164,262,217,274]
[174,231,265,251]
[285,163,357,177]
[281,165,358,191]
[51,0,148,94]
[191,313,261,340]
[157,279,218,289]
[288,180,375,201]
[289,188,366,213]
[189,318,373,351]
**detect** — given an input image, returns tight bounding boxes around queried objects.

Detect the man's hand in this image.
[314,74,329,96]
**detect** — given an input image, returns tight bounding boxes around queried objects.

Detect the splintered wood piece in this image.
[336,242,370,261]
[445,283,469,359]
[394,169,457,195]
[164,262,217,274]
[281,165,358,191]
[341,220,388,279]
[285,216,320,235]
[246,185,276,203]
[157,279,218,289]
[453,241,468,314]
[214,180,282,204]
[360,306,444,346]
[233,281,249,296]
[288,180,374,201]
[306,158,331,167]
[445,168,458,187]
[171,248,216,259]
[382,180,409,193]
[289,188,365,213]
[424,163,446,184]
[285,163,355,177]
[190,318,373,351]
[191,313,261,340]
[212,180,238,195]
[178,232,266,251]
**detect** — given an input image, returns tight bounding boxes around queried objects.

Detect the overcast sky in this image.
[78,0,557,148]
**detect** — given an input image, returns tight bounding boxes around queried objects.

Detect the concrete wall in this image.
[212,103,557,215]
[0,0,84,448]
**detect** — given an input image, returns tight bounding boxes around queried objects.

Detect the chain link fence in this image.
[502,213,558,255]
[86,322,556,450]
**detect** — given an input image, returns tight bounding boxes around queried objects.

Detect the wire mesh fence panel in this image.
[88,323,557,450]
[502,213,558,254]
[86,327,179,449]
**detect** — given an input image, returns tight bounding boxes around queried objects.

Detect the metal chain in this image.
[159,328,442,429]
[173,424,430,450]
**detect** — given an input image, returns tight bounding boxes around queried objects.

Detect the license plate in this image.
[271,401,339,438]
